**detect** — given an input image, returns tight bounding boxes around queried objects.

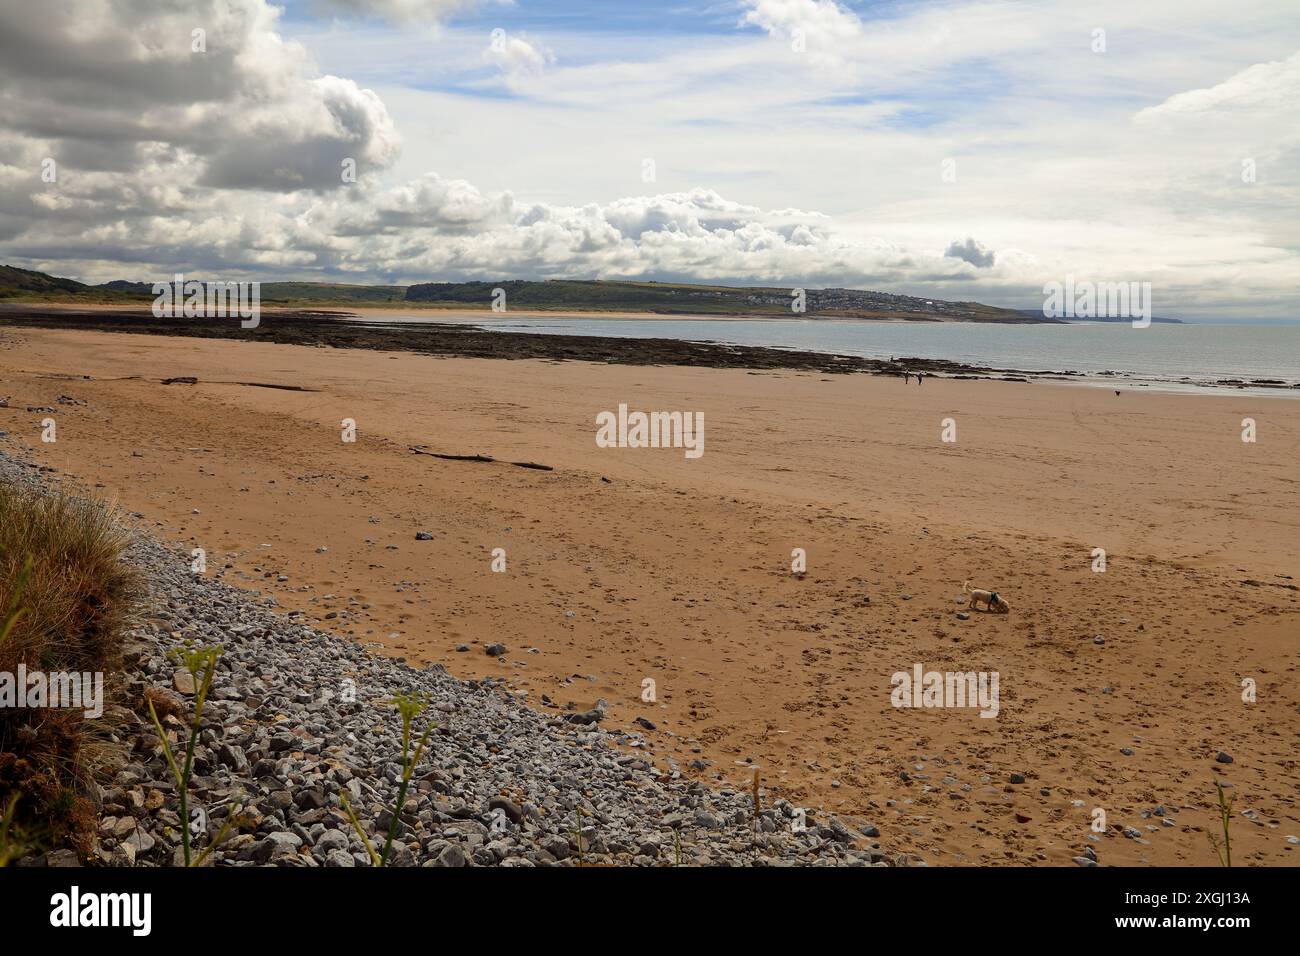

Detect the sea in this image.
[353,312,1300,397]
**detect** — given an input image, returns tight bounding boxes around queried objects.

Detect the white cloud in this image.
[314,0,481,25]
[740,0,863,46]
[1137,50,1300,118]
[0,0,401,194]
[2,0,1299,319]
[483,30,555,82]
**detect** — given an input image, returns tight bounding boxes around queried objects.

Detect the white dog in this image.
[963,580,1009,613]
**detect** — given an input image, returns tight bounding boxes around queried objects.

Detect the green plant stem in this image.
[382,722,434,864]
[575,808,583,867]
[190,800,242,868]
[382,777,410,865]
[380,714,412,866]
[0,556,32,647]
[179,720,200,866]
[1219,783,1233,867]
[340,792,381,868]
[0,794,24,866]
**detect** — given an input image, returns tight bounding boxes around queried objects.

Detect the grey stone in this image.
[435,844,468,867]
[488,797,523,825]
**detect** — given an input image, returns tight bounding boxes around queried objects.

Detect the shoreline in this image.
[0,297,1056,324]
[0,304,1049,381]
[1,303,1297,398]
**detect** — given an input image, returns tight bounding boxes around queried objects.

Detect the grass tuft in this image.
[0,480,140,854]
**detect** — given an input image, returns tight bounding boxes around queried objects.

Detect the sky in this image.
[0,0,1297,320]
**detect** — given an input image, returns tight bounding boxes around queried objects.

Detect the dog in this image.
[963,580,1009,613]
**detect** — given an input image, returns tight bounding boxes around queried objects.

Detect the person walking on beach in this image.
[917,371,924,386]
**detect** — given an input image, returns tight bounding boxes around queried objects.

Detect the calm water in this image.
[357,312,1300,396]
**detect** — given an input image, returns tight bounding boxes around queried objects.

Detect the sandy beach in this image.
[1,324,1296,866]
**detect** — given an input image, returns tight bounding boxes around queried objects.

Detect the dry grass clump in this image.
[136,685,184,722]
[0,480,140,856]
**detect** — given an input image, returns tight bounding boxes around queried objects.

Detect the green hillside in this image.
[0,265,138,302]
[0,265,1042,322]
